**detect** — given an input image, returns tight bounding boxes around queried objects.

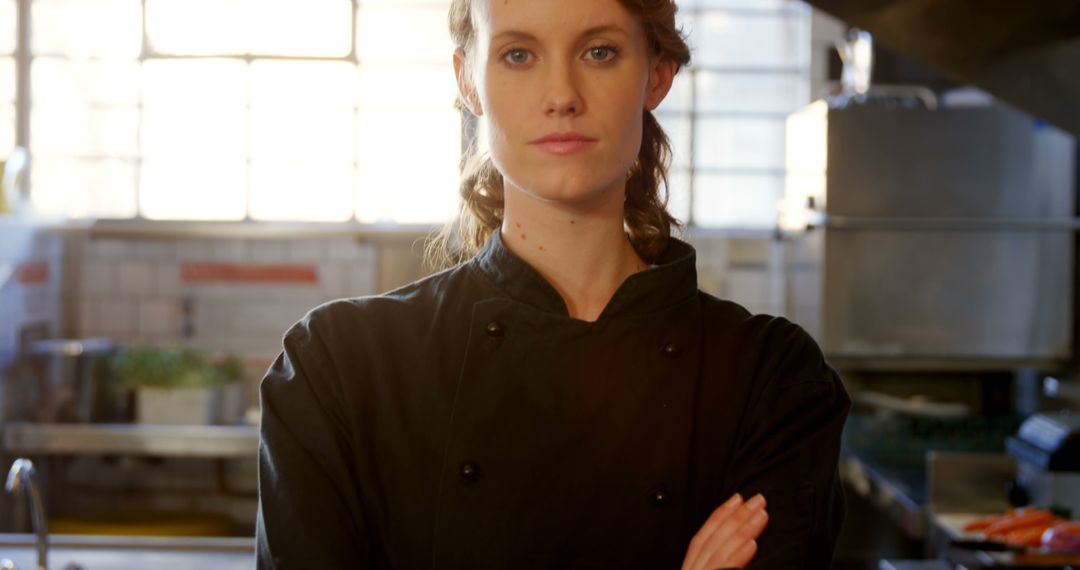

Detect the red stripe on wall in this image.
[180,263,318,285]
[16,262,49,285]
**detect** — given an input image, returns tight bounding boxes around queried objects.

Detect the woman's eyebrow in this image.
[491,24,630,44]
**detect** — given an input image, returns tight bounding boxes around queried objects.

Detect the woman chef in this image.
[256,0,850,568]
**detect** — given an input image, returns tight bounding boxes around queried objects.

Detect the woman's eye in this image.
[503,49,531,65]
[586,46,618,62]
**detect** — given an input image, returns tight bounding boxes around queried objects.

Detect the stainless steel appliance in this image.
[781,102,1076,370]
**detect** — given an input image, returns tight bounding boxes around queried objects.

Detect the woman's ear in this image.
[454,49,484,116]
[644,57,677,111]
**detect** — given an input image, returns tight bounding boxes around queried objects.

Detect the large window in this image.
[659,0,811,228]
[1,0,15,158]
[13,0,810,228]
[25,0,460,222]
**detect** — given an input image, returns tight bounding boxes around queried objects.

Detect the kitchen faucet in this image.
[5,458,48,570]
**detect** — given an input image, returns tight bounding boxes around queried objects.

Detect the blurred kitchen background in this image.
[1,0,1079,568]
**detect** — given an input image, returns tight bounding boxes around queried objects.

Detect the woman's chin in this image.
[507,175,626,208]
[525,187,618,209]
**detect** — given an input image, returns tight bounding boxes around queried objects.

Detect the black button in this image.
[661,343,682,358]
[460,462,480,484]
[485,321,505,338]
[651,488,670,507]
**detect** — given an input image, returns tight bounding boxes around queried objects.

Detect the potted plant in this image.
[111,347,244,425]
[212,354,246,425]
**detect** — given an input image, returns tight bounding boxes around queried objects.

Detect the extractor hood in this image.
[803,0,1080,136]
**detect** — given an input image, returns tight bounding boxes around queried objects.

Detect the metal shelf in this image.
[816,214,1080,232]
[2,423,259,459]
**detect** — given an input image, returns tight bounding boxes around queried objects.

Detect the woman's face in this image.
[456,0,674,207]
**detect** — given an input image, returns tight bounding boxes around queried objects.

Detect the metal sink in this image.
[0,533,254,570]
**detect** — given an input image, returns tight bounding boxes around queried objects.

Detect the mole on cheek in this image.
[538,245,545,252]
[521,234,527,240]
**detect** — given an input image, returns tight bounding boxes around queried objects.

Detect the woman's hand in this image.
[681,493,769,570]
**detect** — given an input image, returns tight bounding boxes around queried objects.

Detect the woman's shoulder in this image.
[697,290,810,342]
[697,291,837,392]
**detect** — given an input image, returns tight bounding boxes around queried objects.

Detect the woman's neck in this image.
[499,182,647,322]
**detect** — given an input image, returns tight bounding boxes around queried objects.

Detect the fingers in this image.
[701,502,767,570]
[684,493,769,570]
[725,538,759,569]
[682,494,743,568]
[702,493,767,550]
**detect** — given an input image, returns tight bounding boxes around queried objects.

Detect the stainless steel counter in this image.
[2,423,258,458]
[0,533,254,570]
[842,453,929,540]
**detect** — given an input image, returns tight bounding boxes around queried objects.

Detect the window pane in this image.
[0,57,14,102]
[693,173,783,228]
[357,6,454,64]
[141,60,247,158]
[251,108,353,162]
[31,158,137,218]
[32,0,142,58]
[140,157,247,220]
[140,60,247,220]
[663,168,691,224]
[32,58,141,106]
[0,104,14,157]
[656,113,691,170]
[251,61,356,109]
[143,59,247,108]
[356,64,457,110]
[141,107,246,159]
[145,0,245,55]
[250,61,355,162]
[249,0,351,56]
[250,160,353,221]
[356,109,460,223]
[696,71,808,113]
[657,72,693,114]
[0,0,14,54]
[31,105,139,157]
[695,117,786,170]
[693,11,807,69]
[146,0,351,56]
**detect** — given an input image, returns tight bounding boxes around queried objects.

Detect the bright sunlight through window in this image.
[26,0,461,223]
[17,0,809,228]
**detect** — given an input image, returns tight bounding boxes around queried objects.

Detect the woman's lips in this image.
[529,133,597,156]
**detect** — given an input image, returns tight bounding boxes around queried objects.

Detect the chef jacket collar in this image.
[471,229,699,320]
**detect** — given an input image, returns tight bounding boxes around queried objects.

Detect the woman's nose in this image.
[542,63,584,117]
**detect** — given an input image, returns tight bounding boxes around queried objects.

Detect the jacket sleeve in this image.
[728,324,851,570]
[256,314,374,568]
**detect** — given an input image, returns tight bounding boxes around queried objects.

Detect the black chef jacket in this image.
[257,230,851,569]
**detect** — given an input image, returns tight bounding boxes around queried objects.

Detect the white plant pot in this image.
[135,386,215,425]
[214,384,244,425]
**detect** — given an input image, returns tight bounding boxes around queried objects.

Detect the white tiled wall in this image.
[1,228,789,416]
[68,234,381,409]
